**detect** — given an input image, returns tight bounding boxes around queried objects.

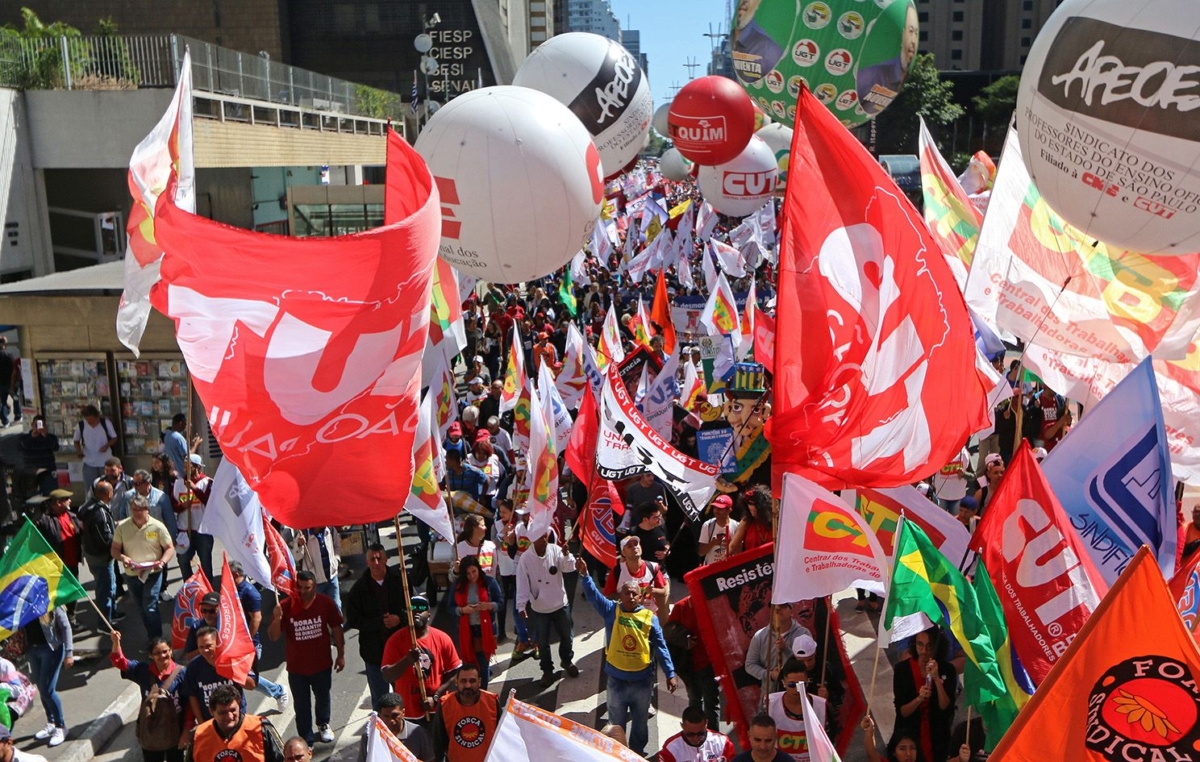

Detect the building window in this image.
[1022,18,1032,28]
[1020,54,1028,64]
[919,30,928,41]
[952,10,964,21]
[531,31,547,42]
[918,11,928,22]
[1021,36,1031,47]
[952,30,963,41]
[951,49,963,60]
[531,1,545,9]
[1023,0,1033,8]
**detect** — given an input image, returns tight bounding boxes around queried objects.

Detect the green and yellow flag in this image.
[0,518,88,640]
[884,520,1021,750]
[559,268,577,317]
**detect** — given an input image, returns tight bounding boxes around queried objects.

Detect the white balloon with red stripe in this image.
[415,86,604,284]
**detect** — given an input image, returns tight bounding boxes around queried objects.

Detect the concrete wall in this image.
[191,118,386,168]
[0,293,179,354]
[24,89,175,170]
[0,89,53,277]
[197,167,254,229]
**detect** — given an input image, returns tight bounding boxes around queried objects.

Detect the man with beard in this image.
[188,684,285,762]
[431,664,500,762]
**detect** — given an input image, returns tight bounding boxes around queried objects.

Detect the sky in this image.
[608,0,731,107]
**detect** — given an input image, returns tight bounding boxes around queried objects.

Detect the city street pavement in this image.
[7,513,894,762]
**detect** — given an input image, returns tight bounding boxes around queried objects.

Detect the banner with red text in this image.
[965,128,1200,364]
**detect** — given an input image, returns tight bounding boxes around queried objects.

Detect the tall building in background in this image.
[565,0,621,43]
[707,36,733,79]
[621,29,649,78]
[501,0,555,64]
[916,0,1062,71]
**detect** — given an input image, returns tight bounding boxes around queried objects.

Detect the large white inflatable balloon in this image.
[415,87,603,283]
[660,148,694,182]
[514,33,653,178]
[652,102,672,136]
[755,123,793,191]
[1017,0,1200,255]
[698,136,778,217]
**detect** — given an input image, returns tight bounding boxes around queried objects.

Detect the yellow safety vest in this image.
[605,607,655,673]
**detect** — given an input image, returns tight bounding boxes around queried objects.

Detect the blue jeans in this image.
[178,532,214,583]
[364,662,389,711]
[126,570,164,638]
[527,606,573,675]
[251,642,285,701]
[28,644,64,727]
[317,575,341,612]
[288,668,332,744]
[86,555,116,627]
[607,674,654,756]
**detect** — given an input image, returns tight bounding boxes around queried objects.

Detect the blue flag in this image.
[1041,357,1176,586]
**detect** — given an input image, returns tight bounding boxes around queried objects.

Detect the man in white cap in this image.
[464,377,488,407]
[604,535,669,615]
[468,355,491,386]
[697,495,738,565]
[745,603,813,688]
[792,632,842,706]
[515,531,579,688]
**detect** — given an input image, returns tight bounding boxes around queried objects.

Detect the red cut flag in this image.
[970,443,1108,687]
[565,384,600,492]
[1169,548,1200,645]
[215,554,256,684]
[766,86,990,490]
[172,569,212,650]
[149,129,438,528]
[989,548,1200,762]
[651,269,677,354]
[262,516,297,600]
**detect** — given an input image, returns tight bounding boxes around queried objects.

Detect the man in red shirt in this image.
[603,535,669,615]
[381,595,462,724]
[658,706,736,762]
[268,570,344,746]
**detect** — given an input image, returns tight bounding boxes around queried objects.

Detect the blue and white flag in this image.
[1041,357,1176,585]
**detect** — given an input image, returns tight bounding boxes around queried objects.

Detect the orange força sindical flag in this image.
[989,547,1200,762]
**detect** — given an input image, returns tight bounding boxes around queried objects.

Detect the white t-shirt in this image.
[74,418,117,467]
[698,517,739,565]
[931,447,971,502]
[768,690,828,762]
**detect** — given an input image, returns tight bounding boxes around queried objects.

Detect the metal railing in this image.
[0,33,405,121]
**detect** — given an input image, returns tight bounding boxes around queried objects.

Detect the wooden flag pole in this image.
[820,597,832,686]
[393,515,432,720]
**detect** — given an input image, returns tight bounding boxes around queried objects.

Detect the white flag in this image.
[539,362,573,453]
[365,713,421,762]
[641,345,679,438]
[772,472,889,603]
[800,685,842,762]
[117,51,195,354]
[701,243,718,296]
[597,303,626,371]
[404,392,455,544]
[695,200,719,242]
[710,238,746,278]
[201,460,274,591]
[485,698,644,762]
[555,323,590,410]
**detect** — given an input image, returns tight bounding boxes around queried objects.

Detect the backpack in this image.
[135,665,184,751]
[78,501,115,558]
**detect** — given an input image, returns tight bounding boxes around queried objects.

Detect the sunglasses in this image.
[200,607,217,614]
[411,605,429,613]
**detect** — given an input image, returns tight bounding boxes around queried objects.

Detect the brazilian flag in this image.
[0,518,87,641]
[559,268,577,317]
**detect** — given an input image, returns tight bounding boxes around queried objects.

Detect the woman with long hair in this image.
[451,555,503,689]
[456,515,497,578]
[149,453,174,494]
[729,485,774,555]
[863,714,925,762]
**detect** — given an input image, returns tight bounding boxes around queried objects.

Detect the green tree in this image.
[642,129,669,158]
[0,8,84,89]
[870,53,964,156]
[973,74,1020,155]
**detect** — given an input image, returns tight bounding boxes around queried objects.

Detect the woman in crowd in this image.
[456,515,497,578]
[862,714,924,762]
[110,630,188,761]
[450,555,503,690]
[729,485,774,555]
[892,626,957,762]
[24,605,72,747]
[149,453,174,495]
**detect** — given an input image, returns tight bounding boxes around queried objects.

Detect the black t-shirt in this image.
[183,656,253,721]
[633,524,669,561]
[0,351,13,383]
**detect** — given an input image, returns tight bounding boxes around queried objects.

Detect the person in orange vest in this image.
[430,665,500,762]
[187,684,285,762]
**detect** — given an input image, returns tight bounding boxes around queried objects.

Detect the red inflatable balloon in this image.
[667,76,756,166]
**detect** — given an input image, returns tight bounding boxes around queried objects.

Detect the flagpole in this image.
[867,638,882,716]
[392,514,432,720]
[819,596,831,686]
[964,705,973,749]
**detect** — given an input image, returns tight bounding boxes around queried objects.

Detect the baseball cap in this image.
[620,536,640,550]
[984,453,1004,467]
[793,634,818,659]
[189,453,204,466]
[449,422,462,436]
[201,592,220,607]
[475,430,491,443]
[468,376,484,386]
[410,595,430,612]
[0,724,12,741]
[473,355,484,364]
[49,488,73,499]
[711,495,732,510]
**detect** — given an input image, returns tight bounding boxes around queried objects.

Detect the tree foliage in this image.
[870,53,964,156]
[973,75,1020,129]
